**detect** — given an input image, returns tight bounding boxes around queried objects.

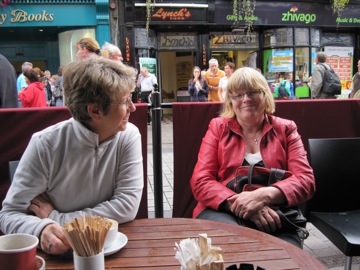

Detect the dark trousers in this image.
[197,208,302,248]
[140,91,151,103]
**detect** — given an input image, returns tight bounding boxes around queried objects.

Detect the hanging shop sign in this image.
[125,37,131,63]
[134,28,157,49]
[158,33,197,51]
[215,2,360,27]
[210,32,259,49]
[139,57,157,78]
[0,5,95,27]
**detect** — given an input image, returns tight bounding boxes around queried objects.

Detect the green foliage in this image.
[332,0,349,17]
[232,0,257,34]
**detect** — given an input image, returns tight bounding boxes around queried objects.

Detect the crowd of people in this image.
[0,37,124,109]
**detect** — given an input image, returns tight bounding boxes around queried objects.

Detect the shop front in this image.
[119,0,360,101]
[0,0,110,75]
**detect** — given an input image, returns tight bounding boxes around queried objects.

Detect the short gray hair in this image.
[316,52,327,63]
[21,62,33,72]
[63,58,137,122]
[208,58,219,66]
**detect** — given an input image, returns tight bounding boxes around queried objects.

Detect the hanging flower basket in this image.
[331,0,349,17]
[232,0,256,35]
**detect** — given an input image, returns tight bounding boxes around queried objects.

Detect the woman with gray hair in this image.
[0,58,143,255]
[190,67,315,248]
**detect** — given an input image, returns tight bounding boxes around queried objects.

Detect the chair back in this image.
[308,137,360,213]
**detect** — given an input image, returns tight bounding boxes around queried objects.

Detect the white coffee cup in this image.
[104,218,118,249]
[0,233,39,270]
[73,249,104,270]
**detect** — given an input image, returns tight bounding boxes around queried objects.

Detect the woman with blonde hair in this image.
[191,67,315,248]
[76,37,105,60]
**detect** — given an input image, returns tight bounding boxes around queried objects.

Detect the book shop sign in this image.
[0,9,54,24]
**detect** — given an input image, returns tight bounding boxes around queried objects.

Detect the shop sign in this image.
[0,5,95,27]
[281,6,316,24]
[134,28,157,49]
[125,37,131,63]
[324,46,353,91]
[152,8,191,21]
[202,44,207,66]
[0,9,54,25]
[158,33,197,50]
[135,6,206,23]
[210,32,259,49]
[215,2,360,27]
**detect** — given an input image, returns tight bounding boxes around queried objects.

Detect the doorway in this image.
[158,51,196,107]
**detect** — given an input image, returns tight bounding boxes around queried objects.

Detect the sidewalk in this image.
[146,115,359,269]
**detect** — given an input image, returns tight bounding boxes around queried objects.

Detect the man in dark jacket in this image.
[0,53,18,108]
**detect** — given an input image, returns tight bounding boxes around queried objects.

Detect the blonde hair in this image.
[221,67,275,118]
[77,37,105,56]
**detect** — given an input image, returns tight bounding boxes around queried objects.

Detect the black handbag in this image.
[226,163,309,240]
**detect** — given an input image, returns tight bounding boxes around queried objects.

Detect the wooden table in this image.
[38,218,326,270]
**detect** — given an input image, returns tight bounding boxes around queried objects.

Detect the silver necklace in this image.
[243,133,260,145]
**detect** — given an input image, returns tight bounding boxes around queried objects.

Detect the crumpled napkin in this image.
[175,233,224,270]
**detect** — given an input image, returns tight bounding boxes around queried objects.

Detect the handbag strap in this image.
[247,164,256,190]
[276,210,310,240]
[247,164,286,190]
[269,168,286,184]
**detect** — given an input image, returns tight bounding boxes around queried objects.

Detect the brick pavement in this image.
[146,114,359,269]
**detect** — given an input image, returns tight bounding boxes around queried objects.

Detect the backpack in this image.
[277,81,289,100]
[320,63,342,95]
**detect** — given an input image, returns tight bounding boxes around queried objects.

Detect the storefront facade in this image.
[118,0,360,100]
[0,0,110,75]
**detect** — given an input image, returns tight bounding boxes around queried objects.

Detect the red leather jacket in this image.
[190,115,315,218]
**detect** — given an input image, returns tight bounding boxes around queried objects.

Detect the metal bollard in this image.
[151,84,163,218]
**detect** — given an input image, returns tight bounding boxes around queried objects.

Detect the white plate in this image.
[104,232,128,256]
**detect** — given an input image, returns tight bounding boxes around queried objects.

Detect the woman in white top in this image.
[218,62,235,101]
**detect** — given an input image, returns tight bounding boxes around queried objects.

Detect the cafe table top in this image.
[38,218,327,270]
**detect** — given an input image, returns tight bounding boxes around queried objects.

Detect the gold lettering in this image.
[0,14,7,25]
[11,9,28,22]
[10,9,54,23]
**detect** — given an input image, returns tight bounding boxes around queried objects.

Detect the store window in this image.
[263,48,293,91]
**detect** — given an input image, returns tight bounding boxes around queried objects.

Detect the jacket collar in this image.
[227,114,273,138]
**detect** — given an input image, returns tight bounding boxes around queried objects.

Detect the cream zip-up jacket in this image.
[0,118,143,237]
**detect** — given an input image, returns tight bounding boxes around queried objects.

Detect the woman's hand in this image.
[248,206,282,233]
[29,193,54,219]
[227,189,268,219]
[40,223,71,255]
[227,186,285,220]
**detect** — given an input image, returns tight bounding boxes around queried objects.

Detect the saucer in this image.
[36,255,45,270]
[104,232,128,256]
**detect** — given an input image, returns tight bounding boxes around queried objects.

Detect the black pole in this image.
[151,84,163,218]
